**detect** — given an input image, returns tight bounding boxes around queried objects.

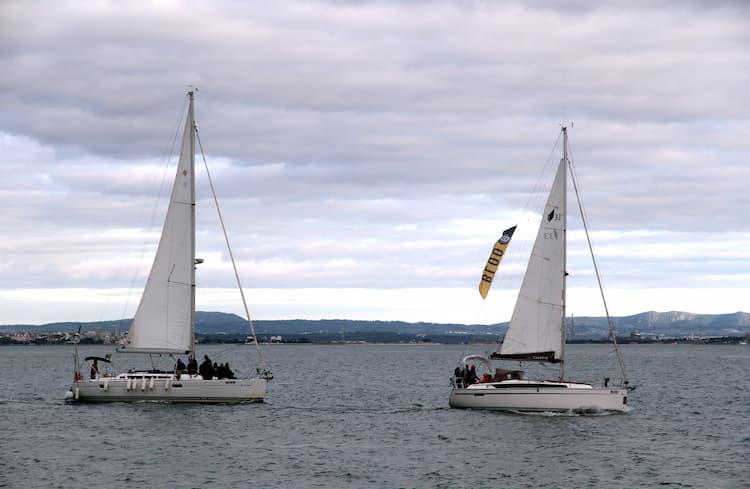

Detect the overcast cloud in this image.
[1,0,748,324]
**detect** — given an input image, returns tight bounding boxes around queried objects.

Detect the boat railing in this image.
[116,372,177,380]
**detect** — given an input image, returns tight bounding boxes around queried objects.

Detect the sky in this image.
[1,0,748,325]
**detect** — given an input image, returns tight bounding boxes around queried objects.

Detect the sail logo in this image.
[544,208,561,240]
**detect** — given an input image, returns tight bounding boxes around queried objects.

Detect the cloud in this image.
[0,0,748,323]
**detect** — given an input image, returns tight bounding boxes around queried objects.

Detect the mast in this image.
[188,90,196,352]
[560,126,568,381]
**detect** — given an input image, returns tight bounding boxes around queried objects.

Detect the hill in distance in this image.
[1,311,749,342]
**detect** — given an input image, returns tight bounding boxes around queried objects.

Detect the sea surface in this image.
[1,343,748,488]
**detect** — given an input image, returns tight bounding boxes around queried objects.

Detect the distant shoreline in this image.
[1,336,747,346]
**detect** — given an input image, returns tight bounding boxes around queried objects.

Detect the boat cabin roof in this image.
[493,368,524,381]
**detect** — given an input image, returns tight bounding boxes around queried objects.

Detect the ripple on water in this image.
[2,344,750,488]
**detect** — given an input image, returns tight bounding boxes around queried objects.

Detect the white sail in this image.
[499,156,566,361]
[123,100,195,354]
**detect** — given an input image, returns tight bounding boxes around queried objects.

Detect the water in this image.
[1,344,748,488]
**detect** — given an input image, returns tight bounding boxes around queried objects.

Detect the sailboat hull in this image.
[448,381,627,413]
[67,375,266,404]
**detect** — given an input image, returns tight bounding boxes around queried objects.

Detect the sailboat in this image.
[449,127,631,413]
[66,91,271,403]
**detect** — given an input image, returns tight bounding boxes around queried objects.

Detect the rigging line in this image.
[520,130,563,217]
[473,296,486,327]
[194,125,267,373]
[511,131,564,277]
[508,134,560,274]
[211,342,243,360]
[567,142,629,385]
[465,298,491,356]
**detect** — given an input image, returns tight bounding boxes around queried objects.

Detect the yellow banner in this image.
[479,225,517,299]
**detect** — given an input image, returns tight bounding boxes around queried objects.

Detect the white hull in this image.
[66,373,266,404]
[449,380,627,413]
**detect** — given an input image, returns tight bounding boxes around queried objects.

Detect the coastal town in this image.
[0,329,121,345]
[1,326,748,346]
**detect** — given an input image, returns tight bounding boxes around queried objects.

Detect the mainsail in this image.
[122,99,196,354]
[495,156,567,362]
[478,225,517,299]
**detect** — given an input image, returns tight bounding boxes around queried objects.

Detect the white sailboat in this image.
[449,127,631,413]
[66,90,271,403]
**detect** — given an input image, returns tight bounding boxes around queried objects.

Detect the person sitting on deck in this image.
[187,356,198,376]
[213,363,234,379]
[467,365,479,385]
[175,358,186,379]
[90,359,99,380]
[453,366,464,387]
[225,363,235,379]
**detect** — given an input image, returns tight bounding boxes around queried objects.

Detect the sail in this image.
[479,225,517,299]
[123,99,195,354]
[496,157,566,361]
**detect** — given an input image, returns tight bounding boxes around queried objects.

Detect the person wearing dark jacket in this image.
[175,358,186,379]
[187,356,198,376]
[90,359,99,380]
[198,355,214,380]
[468,365,478,385]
